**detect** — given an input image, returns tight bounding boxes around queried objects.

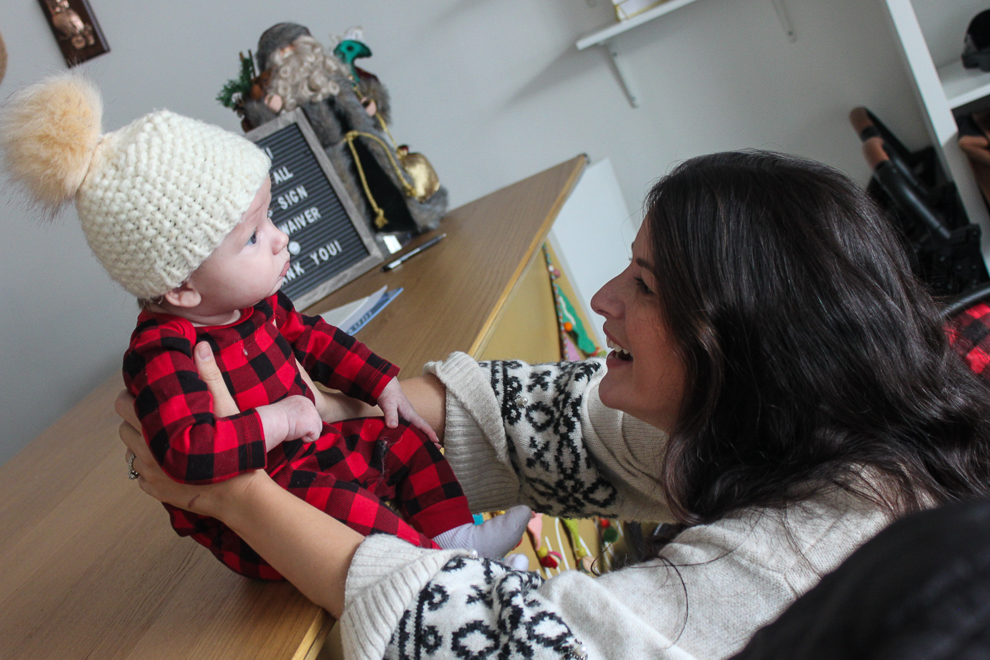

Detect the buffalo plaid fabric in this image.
[946,302,990,383]
[123,291,471,579]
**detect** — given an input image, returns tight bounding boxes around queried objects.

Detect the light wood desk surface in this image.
[0,155,586,660]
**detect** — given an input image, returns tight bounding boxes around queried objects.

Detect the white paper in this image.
[320,285,387,330]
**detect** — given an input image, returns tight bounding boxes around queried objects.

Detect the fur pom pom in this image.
[0,73,103,214]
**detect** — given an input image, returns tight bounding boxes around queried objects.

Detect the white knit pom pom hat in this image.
[0,73,271,299]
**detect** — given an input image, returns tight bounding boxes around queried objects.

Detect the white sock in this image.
[504,553,530,571]
[433,505,532,558]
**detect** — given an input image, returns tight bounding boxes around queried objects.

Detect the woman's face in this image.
[591,222,686,433]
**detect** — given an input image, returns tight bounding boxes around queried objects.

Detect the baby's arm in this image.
[125,322,319,483]
[296,362,440,445]
[294,358,382,423]
[273,293,437,442]
[273,293,398,406]
[124,333,266,484]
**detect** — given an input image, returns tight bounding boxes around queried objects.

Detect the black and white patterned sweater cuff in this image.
[342,535,469,660]
[344,534,588,660]
[424,351,522,512]
[424,352,669,521]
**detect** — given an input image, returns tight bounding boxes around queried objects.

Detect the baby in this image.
[0,74,529,579]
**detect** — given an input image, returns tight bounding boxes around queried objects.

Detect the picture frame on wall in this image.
[37,0,109,67]
[247,109,384,310]
[612,0,668,21]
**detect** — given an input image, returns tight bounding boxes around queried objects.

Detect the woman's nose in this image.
[591,275,621,319]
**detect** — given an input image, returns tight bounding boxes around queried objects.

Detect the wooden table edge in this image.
[295,611,336,660]
[468,154,588,358]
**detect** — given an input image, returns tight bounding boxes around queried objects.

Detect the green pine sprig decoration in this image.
[217,51,255,111]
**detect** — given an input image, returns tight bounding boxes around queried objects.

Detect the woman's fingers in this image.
[194,341,240,416]
[119,418,207,512]
[119,419,156,482]
[960,135,990,166]
[115,388,141,427]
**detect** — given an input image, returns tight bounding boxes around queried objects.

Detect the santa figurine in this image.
[235,22,446,235]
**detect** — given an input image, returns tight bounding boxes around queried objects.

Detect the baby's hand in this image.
[377,379,440,447]
[256,395,323,451]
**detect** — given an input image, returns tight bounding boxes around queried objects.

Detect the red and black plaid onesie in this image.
[123,291,473,580]
[947,302,990,383]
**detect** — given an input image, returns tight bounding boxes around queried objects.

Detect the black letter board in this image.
[246,109,382,310]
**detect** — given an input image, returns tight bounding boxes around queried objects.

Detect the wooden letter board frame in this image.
[247,109,383,310]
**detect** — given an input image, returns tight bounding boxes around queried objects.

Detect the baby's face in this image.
[187,177,290,316]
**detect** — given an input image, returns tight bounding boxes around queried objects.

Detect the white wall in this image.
[913,0,985,68]
[0,0,928,466]
[548,158,635,347]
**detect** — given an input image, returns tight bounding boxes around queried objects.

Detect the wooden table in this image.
[0,156,586,660]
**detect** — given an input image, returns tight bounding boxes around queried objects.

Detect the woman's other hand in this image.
[116,392,261,518]
[115,340,265,517]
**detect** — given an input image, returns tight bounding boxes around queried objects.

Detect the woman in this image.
[119,151,990,660]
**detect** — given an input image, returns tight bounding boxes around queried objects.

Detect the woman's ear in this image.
[163,282,202,309]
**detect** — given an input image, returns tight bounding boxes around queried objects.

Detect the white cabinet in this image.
[884,0,990,261]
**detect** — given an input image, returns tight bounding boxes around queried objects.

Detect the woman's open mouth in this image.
[607,339,633,362]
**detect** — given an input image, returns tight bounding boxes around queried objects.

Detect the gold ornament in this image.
[397,145,441,202]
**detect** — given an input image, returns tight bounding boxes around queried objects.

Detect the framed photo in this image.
[247,109,384,310]
[37,0,109,67]
[612,0,668,21]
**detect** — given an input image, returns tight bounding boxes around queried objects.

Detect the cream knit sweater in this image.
[340,354,892,660]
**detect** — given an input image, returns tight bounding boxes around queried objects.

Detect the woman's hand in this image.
[959,134,990,167]
[117,340,363,617]
[116,341,267,518]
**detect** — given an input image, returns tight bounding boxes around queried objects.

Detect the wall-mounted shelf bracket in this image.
[576,0,796,108]
[770,0,797,43]
[602,40,640,108]
[576,0,703,109]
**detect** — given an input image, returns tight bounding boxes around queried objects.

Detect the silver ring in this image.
[127,453,140,480]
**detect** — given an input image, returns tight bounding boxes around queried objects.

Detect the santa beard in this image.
[268,36,345,111]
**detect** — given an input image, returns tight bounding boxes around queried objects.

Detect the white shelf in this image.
[884,0,990,263]
[576,0,794,107]
[576,0,703,50]
[939,58,990,110]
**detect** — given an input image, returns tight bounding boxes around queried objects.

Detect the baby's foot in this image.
[434,505,532,558]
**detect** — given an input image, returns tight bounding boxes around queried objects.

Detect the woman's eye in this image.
[248,231,258,246]
[634,277,653,295]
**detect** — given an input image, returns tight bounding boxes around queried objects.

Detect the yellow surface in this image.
[479,253,561,363]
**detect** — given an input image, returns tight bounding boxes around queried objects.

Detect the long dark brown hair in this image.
[646,151,990,526]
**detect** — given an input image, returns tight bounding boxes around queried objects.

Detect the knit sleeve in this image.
[122,318,267,484]
[342,535,702,660]
[272,292,399,404]
[341,536,587,660]
[424,353,671,522]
